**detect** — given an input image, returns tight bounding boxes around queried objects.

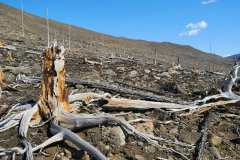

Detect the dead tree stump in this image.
[38,43,73,119]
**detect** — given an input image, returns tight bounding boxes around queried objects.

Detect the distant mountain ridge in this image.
[226,53,240,60]
[0,3,232,71]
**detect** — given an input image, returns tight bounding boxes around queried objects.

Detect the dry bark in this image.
[0,67,5,97]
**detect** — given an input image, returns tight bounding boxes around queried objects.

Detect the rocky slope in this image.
[0,3,232,71]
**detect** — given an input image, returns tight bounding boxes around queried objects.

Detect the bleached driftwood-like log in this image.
[195,65,240,104]
[69,92,240,115]
[69,92,193,112]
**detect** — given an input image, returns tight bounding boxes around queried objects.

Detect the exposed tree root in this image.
[50,122,107,160]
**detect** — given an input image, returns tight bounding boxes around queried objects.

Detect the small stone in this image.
[105,69,117,76]
[137,141,144,147]
[169,127,178,134]
[210,135,222,146]
[144,145,156,153]
[64,149,72,158]
[116,67,125,72]
[129,70,138,78]
[104,145,110,151]
[159,72,171,78]
[82,152,91,160]
[110,126,126,146]
[144,69,151,74]
[75,84,84,89]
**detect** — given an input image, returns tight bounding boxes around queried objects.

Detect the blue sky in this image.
[1,0,239,56]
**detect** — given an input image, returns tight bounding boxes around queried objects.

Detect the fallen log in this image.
[68,79,182,103]
[16,75,181,103]
[69,92,193,112]
[193,112,211,160]
[69,93,240,115]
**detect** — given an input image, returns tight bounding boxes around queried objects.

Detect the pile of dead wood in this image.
[0,42,239,160]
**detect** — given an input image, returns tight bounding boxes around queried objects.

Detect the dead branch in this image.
[180,99,239,116]
[196,65,240,104]
[50,122,107,160]
[56,112,194,149]
[193,112,211,160]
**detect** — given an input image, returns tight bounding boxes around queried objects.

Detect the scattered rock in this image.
[135,154,145,160]
[75,84,85,90]
[105,69,117,76]
[169,127,178,134]
[144,145,156,153]
[144,69,151,74]
[210,135,222,146]
[109,126,126,146]
[64,149,72,158]
[82,152,91,160]
[116,66,125,72]
[129,70,138,78]
[159,72,171,78]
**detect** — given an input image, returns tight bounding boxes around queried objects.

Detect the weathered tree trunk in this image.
[38,43,73,119]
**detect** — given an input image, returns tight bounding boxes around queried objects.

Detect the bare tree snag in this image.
[38,43,74,118]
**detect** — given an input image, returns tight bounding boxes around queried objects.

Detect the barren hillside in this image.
[0,3,232,71]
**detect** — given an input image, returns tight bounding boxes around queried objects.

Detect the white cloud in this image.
[179,20,208,37]
[201,0,217,5]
